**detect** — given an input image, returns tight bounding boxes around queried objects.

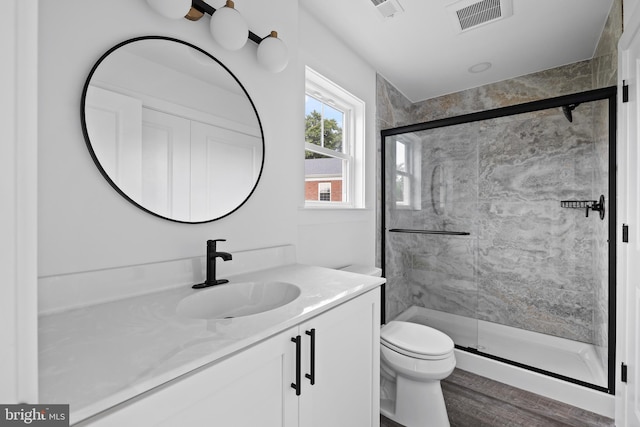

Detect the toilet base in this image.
[381,374,450,427]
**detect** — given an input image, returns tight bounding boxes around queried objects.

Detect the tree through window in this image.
[305,96,343,158]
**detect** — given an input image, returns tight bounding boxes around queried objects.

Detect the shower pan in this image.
[381,87,616,394]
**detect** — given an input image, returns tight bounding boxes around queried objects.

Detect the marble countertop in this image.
[38,263,384,424]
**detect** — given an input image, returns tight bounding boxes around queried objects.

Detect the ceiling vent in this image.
[370,0,404,19]
[447,0,513,32]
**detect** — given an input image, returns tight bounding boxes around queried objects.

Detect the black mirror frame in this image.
[80,35,265,224]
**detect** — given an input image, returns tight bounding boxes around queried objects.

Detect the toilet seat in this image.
[381,321,454,360]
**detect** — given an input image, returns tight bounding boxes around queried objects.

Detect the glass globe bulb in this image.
[146,0,191,19]
[210,1,248,51]
[257,31,288,73]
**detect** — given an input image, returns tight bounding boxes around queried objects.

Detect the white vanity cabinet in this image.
[78,326,298,427]
[80,287,380,427]
[297,287,380,427]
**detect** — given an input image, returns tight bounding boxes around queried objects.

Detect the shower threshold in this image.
[393,306,607,388]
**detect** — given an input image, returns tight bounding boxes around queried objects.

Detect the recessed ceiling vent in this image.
[370,0,404,19]
[447,0,513,32]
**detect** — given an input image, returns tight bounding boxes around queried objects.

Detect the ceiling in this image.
[300,0,615,102]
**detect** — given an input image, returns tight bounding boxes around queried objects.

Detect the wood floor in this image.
[380,369,615,427]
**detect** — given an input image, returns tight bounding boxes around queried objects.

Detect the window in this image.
[393,136,421,209]
[304,67,365,208]
[395,141,410,206]
[318,182,331,201]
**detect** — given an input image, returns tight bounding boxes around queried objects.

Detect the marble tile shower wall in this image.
[385,107,602,342]
[378,62,598,318]
[476,108,600,342]
[378,0,621,352]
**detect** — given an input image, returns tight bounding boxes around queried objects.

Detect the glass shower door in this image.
[381,89,614,392]
[470,99,611,389]
[383,125,480,351]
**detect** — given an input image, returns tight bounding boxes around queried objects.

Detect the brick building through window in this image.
[304,157,343,202]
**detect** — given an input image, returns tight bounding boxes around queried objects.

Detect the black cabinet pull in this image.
[291,335,301,396]
[305,328,316,385]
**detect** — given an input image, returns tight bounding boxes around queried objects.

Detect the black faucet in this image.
[193,239,233,289]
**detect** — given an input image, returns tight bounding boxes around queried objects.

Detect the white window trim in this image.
[304,67,365,209]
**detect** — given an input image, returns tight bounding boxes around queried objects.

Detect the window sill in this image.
[302,203,367,210]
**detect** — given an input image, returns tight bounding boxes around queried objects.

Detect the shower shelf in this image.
[388,228,471,236]
[560,194,605,220]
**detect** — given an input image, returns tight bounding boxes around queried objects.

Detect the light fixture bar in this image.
[191,0,263,44]
[147,0,288,72]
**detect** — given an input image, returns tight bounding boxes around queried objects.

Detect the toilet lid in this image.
[381,321,454,357]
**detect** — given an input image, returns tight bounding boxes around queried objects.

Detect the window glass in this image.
[318,182,331,201]
[304,151,344,203]
[305,95,344,153]
[396,141,407,172]
[395,140,410,206]
[395,176,407,204]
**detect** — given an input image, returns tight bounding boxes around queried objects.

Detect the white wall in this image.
[626,0,640,28]
[38,0,299,277]
[296,5,378,268]
[38,1,377,281]
[2,0,38,403]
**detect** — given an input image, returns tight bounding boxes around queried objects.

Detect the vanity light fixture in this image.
[209,1,248,51]
[256,31,288,73]
[145,0,288,72]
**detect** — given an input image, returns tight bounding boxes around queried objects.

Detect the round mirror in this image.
[81,36,264,223]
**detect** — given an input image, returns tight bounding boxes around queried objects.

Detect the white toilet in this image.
[380,320,456,427]
[339,265,456,427]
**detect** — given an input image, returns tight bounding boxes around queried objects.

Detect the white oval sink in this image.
[177,281,301,319]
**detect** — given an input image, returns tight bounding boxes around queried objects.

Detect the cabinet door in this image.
[83,328,298,427]
[299,288,380,427]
